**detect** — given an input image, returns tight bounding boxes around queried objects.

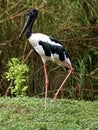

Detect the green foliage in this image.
[74,58,86,99]
[5,58,29,96]
[0,97,98,130]
[73,48,98,100]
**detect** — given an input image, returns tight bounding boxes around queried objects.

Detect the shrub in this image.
[5,58,29,96]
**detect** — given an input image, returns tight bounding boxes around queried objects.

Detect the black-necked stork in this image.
[18,8,74,108]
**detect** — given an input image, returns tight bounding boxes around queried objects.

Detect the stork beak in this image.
[18,15,30,42]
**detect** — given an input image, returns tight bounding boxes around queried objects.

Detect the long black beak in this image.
[18,16,30,42]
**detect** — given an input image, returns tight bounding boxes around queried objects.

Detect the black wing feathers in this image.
[49,37,62,45]
[50,37,70,59]
[39,41,51,57]
[39,40,68,61]
[50,45,65,61]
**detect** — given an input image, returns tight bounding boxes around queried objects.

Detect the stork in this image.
[18,8,74,108]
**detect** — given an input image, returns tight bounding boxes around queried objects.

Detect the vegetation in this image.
[0,97,98,130]
[0,1,98,129]
[0,1,98,98]
[5,58,29,96]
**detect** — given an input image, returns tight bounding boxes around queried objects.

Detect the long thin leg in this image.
[43,63,49,109]
[54,62,74,101]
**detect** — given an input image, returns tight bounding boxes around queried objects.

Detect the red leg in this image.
[54,62,74,101]
[43,63,49,109]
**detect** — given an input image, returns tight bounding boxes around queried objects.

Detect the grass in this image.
[0,97,98,130]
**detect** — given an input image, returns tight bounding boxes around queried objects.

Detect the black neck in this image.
[27,16,36,38]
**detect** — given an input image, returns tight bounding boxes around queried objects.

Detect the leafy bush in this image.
[5,58,29,96]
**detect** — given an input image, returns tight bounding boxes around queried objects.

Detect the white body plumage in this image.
[28,33,72,67]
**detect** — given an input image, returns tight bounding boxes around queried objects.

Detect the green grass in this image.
[0,97,98,130]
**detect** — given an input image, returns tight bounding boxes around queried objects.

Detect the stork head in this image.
[18,8,38,41]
